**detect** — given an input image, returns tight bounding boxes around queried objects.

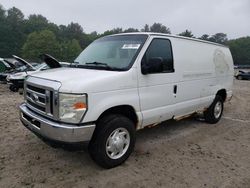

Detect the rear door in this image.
[137,37,178,127]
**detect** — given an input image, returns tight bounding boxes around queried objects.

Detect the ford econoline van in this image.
[19,33,234,168]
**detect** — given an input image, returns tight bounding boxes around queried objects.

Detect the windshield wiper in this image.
[86,61,110,67]
[73,61,124,71]
[83,62,123,71]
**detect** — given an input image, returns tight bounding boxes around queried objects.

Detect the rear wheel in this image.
[204,95,223,124]
[89,114,135,168]
[237,75,243,80]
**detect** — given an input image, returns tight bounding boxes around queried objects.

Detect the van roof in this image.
[111,32,228,48]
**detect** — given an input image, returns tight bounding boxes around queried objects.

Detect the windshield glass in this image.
[34,63,48,70]
[1,60,11,68]
[16,64,36,72]
[16,65,27,71]
[75,34,148,71]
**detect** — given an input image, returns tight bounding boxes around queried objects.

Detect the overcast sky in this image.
[1,0,249,39]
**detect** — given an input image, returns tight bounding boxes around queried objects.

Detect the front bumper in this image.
[19,103,95,143]
[7,79,24,88]
[0,75,7,83]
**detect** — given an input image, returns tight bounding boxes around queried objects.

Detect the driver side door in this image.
[137,37,178,127]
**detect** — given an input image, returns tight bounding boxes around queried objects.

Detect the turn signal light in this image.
[73,102,87,109]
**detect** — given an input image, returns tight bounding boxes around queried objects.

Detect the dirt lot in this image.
[0,80,250,188]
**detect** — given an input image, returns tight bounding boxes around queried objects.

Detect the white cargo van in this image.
[19,33,234,168]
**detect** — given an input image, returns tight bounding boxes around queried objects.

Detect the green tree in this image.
[6,7,24,25]
[22,30,60,61]
[228,37,250,65]
[3,7,26,56]
[60,39,82,62]
[178,29,194,38]
[0,4,5,20]
[0,5,8,56]
[102,28,123,36]
[141,24,150,32]
[81,31,99,49]
[58,22,87,49]
[199,34,210,41]
[59,22,83,41]
[24,14,58,34]
[150,23,171,34]
[209,33,228,44]
[123,28,139,33]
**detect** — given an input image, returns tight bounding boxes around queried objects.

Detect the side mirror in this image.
[141,57,163,74]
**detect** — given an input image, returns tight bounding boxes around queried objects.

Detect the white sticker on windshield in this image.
[122,44,140,49]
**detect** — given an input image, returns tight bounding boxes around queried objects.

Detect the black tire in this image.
[204,95,224,124]
[237,75,243,80]
[89,114,136,169]
[9,85,19,92]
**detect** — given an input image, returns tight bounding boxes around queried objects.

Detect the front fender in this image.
[82,88,142,127]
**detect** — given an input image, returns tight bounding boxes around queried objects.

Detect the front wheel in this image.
[204,95,224,124]
[89,114,135,168]
[9,85,19,92]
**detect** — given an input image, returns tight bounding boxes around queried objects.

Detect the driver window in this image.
[142,38,174,73]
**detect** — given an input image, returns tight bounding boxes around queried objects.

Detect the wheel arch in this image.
[96,105,138,128]
[216,89,227,102]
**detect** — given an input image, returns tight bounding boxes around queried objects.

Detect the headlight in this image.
[59,93,87,123]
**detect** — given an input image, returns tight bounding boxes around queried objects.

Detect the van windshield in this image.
[74,34,148,71]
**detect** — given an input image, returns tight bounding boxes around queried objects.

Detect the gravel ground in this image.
[0,80,250,188]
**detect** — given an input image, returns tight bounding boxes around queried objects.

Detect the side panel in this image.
[136,36,234,126]
[172,38,234,117]
[170,38,214,116]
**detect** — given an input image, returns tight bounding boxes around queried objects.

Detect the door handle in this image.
[173,85,177,95]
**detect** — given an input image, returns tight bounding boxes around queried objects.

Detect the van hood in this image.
[40,54,62,68]
[12,55,35,70]
[30,68,137,93]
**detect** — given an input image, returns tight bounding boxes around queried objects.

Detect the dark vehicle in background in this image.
[0,58,13,72]
[0,57,26,75]
[0,57,25,72]
[235,70,250,80]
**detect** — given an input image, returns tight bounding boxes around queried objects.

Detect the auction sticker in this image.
[122,44,140,49]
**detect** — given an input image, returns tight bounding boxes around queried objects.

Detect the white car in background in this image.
[7,55,70,92]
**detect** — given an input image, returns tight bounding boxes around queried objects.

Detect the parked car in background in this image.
[1,58,25,70]
[0,58,13,72]
[0,56,38,84]
[7,63,46,92]
[235,70,250,80]
[7,54,70,92]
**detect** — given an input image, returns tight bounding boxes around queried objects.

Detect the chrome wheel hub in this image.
[106,128,130,159]
[214,101,222,119]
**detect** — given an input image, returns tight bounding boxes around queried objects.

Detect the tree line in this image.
[0,4,249,65]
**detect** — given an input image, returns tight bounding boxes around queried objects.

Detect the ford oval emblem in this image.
[31,93,39,102]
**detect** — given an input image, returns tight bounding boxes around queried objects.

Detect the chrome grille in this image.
[26,83,53,116]
[24,76,61,120]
